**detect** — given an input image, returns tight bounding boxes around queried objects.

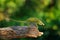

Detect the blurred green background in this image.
[0,0,60,40]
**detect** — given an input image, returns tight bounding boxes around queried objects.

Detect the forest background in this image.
[0,0,60,40]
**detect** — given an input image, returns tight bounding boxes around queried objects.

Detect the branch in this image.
[0,26,43,39]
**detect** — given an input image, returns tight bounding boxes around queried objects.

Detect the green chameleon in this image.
[26,17,45,27]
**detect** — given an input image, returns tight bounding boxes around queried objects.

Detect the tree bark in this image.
[0,26,43,40]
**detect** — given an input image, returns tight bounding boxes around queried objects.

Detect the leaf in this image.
[7,1,16,8]
[15,0,25,7]
[0,13,5,21]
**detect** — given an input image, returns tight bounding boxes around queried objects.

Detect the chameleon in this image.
[0,17,44,39]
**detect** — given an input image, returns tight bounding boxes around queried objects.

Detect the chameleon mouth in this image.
[38,22,45,26]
